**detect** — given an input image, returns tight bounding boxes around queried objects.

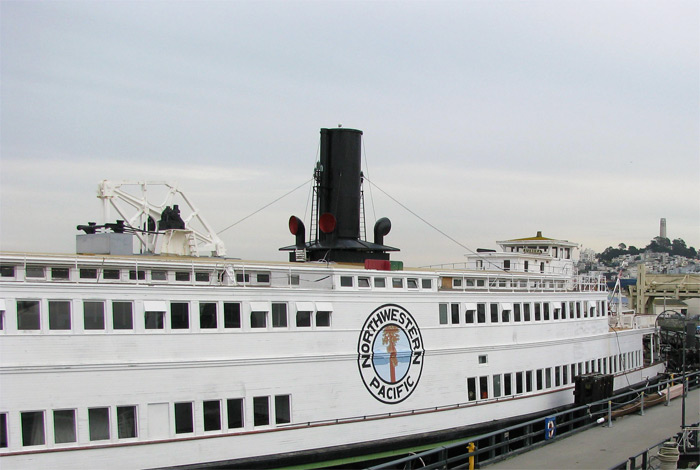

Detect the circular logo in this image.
[357,304,424,404]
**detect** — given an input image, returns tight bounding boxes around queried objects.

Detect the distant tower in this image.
[660,218,667,239]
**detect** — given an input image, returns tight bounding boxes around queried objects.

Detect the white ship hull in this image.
[0,254,663,469]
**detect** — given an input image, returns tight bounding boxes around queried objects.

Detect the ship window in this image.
[236,273,250,283]
[478,355,487,364]
[536,369,543,390]
[88,407,110,441]
[49,300,71,330]
[555,366,561,387]
[251,311,267,328]
[516,372,524,394]
[503,260,510,271]
[103,269,120,280]
[174,402,194,434]
[476,279,485,287]
[490,304,499,323]
[84,301,105,330]
[523,261,529,272]
[170,302,190,329]
[439,304,448,325]
[151,270,167,281]
[316,310,331,327]
[553,307,560,320]
[576,302,581,318]
[477,304,486,323]
[257,273,270,283]
[467,377,477,401]
[117,406,137,439]
[21,411,45,446]
[272,303,288,328]
[145,311,164,329]
[514,304,521,322]
[523,303,531,322]
[25,266,45,278]
[501,304,513,323]
[290,274,300,286]
[296,311,312,327]
[17,300,41,330]
[546,368,552,388]
[563,365,568,384]
[253,396,269,426]
[422,279,432,289]
[51,267,70,280]
[175,271,191,282]
[199,302,217,329]
[526,371,533,392]
[128,270,145,280]
[203,400,221,432]
[0,413,8,447]
[504,373,512,395]
[407,278,419,289]
[479,376,488,399]
[493,375,501,397]
[465,305,476,324]
[275,395,291,425]
[358,277,370,288]
[453,278,462,288]
[195,272,210,283]
[392,278,403,288]
[227,398,244,429]
[113,301,133,330]
[476,260,483,269]
[340,276,353,287]
[540,262,545,273]
[224,302,241,328]
[543,303,550,321]
[451,304,460,324]
[534,303,541,321]
[0,265,15,277]
[374,277,386,288]
[79,268,98,279]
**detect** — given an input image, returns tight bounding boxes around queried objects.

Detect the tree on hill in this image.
[596,238,698,264]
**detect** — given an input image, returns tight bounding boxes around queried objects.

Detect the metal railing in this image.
[367,371,700,470]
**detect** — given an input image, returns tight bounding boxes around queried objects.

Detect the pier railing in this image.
[366,371,700,470]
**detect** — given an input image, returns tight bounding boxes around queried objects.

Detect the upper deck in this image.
[0,251,604,294]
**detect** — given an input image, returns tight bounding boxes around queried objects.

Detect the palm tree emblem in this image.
[382,325,400,383]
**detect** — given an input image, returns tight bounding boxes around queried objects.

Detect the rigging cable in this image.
[362,138,377,223]
[217,178,314,235]
[363,176,507,272]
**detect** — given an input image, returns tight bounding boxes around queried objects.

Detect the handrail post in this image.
[607,400,613,428]
[639,391,645,416]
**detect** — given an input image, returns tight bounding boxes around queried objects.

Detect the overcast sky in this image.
[1,0,698,266]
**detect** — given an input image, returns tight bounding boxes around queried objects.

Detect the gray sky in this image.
[1,0,698,267]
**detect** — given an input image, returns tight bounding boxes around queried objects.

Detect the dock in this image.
[488,388,699,469]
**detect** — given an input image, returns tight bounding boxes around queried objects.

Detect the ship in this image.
[0,128,665,469]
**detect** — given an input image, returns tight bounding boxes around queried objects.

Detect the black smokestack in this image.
[318,128,362,243]
[281,127,398,263]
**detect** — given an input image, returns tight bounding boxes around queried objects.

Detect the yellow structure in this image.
[628,264,700,315]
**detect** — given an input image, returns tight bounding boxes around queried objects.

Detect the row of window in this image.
[2,300,332,333]
[0,395,291,449]
[450,277,566,290]
[467,350,642,401]
[439,300,607,325]
[339,275,434,290]
[1,265,437,291]
[0,265,225,283]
